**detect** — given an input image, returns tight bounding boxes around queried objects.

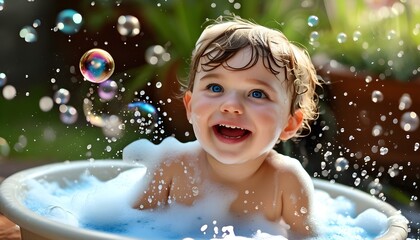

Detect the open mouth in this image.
[212,124,251,140]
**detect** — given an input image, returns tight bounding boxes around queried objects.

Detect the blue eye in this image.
[208,84,223,93]
[249,90,266,99]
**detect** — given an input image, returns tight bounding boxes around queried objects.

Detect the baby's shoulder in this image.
[266,151,312,185]
[122,137,201,168]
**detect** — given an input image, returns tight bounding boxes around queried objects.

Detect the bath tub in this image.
[0,160,408,240]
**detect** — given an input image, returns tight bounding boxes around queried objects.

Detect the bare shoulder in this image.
[265,150,313,190]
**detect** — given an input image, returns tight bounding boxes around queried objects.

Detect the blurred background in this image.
[0,0,419,237]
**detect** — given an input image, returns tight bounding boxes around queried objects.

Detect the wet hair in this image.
[180,16,321,136]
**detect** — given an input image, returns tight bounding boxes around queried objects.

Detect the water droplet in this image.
[0,72,6,87]
[19,26,37,43]
[39,96,54,112]
[79,48,115,83]
[398,93,412,111]
[380,147,389,155]
[126,102,159,134]
[59,105,78,124]
[387,30,397,40]
[53,88,70,104]
[56,9,83,35]
[414,142,419,151]
[117,15,140,37]
[307,15,319,27]
[368,180,383,195]
[155,82,162,89]
[2,85,16,100]
[371,90,384,103]
[337,32,347,43]
[400,111,419,132]
[353,31,362,41]
[98,79,118,101]
[334,157,349,172]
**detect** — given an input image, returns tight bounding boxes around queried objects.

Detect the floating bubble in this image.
[372,125,383,137]
[371,90,384,103]
[2,85,16,100]
[126,102,159,134]
[387,30,397,40]
[0,0,4,11]
[368,180,383,196]
[307,15,319,27]
[336,32,347,43]
[117,15,140,37]
[39,96,54,112]
[0,72,6,87]
[0,137,10,157]
[79,48,115,83]
[398,93,412,111]
[19,26,37,43]
[334,157,349,172]
[309,31,319,42]
[400,111,419,132]
[145,45,171,66]
[353,31,362,41]
[53,88,70,104]
[59,105,78,124]
[56,9,83,35]
[98,79,118,101]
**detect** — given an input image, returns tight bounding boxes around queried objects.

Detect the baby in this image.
[123,16,321,239]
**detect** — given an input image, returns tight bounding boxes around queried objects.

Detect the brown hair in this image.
[180,16,321,136]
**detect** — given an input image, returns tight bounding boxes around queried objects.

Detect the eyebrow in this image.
[200,72,277,90]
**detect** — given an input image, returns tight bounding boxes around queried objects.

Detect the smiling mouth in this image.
[213,124,251,140]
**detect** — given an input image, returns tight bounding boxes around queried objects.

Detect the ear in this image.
[279,109,304,140]
[183,91,192,123]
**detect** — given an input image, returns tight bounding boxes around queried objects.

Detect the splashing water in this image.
[400,111,419,132]
[126,102,159,134]
[79,48,115,83]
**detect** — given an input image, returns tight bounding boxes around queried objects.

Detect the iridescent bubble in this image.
[371,90,384,103]
[0,72,6,87]
[79,48,115,83]
[127,102,158,134]
[19,26,37,43]
[398,93,412,111]
[59,105,78,124]
[53,88,70,104]
[98,79,118,101]
[334,157,349,172]
[353,31,362,41]
[0,0,4,11]
[307,15,319,27]
[400,111,419,132]
[145,45,171,66]
[337,32,347,43]
[56,9,83,35]
[117,15,140,37]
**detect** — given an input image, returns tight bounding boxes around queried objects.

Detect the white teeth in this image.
[219,124,246,130]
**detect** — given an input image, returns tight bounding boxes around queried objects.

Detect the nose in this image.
[220,93,244,114]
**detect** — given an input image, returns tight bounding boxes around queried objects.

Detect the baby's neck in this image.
[204,151,269,183]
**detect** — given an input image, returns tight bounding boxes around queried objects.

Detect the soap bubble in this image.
[127,102,159,134]
[352,31,362,41]
[0,0,4,11]
[398,93,412,111]
[39,96,54,112]
[371,90,384,103]
[2,85,16,100]
[53,88,70,104]
[59,105,78,124]
[368,180,383,196]
[145,45,171,66]
[334,157,349,172]
[337,33,347,43]
[309,31,319,42]
[117,15,140,37]
[19,26,37,43]
[98,79,118,101]
[79,48,115,83]
[307,15,319,27]
[400,111,419,132]
[371,125,383,137]
[56,9,83,35]
[0,72,6,87]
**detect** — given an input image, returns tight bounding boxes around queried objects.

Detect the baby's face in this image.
[184,48,297,165]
